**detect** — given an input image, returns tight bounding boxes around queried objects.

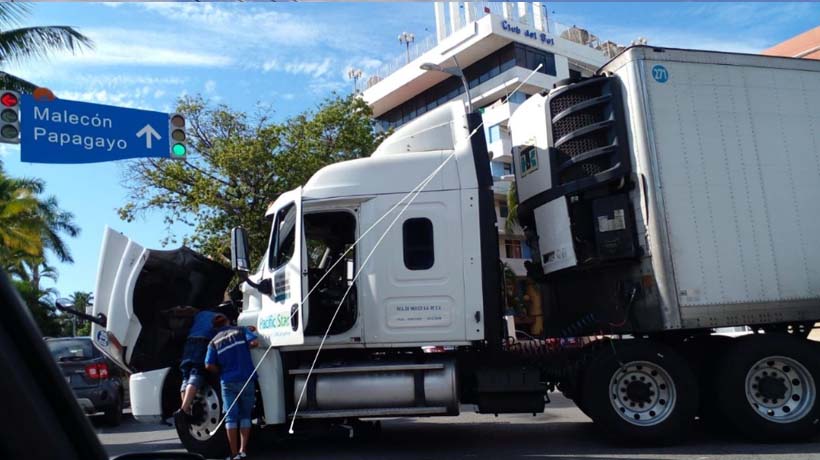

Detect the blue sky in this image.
[2,1,819,297]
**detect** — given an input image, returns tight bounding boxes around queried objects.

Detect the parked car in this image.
[46,336,128,426]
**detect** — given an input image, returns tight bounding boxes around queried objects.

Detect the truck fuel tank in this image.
[291,359,458,415]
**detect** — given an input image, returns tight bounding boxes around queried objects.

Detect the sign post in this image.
[19,94,179,164]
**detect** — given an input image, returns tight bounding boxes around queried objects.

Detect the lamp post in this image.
[398,31,415,63]
[420,57,473,113]
[347,68,363,93]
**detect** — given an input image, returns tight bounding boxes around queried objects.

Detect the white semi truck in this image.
[90,47,820,456]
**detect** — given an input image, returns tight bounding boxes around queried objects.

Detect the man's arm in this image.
[244,327,259,348]
[204,343,219,373]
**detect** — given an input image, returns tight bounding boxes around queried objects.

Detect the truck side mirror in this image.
[230,226,250,276]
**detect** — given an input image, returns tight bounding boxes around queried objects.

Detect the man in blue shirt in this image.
[177,307,229,415]
[205,326,259,460]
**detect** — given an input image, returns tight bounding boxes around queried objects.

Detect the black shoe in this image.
[173,408,195,423]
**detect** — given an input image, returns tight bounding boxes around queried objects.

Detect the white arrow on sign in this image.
[136,124,161,149]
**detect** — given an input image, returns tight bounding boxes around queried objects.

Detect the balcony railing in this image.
[365,10,621,90]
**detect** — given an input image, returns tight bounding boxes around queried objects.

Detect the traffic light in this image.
[0,90,20,144]
[168,113,187,159]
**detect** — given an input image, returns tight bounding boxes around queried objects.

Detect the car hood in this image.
[91,226,232,372]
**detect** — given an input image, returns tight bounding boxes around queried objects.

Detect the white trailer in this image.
[90,47,820,457]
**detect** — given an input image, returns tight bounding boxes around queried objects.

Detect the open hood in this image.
[91,227,232,372]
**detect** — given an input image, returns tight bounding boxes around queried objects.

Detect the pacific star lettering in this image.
[33,107,113,128]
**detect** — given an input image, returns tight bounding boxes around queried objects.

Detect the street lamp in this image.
[398,31,415,63]
[420,58,473,113]
[347,68,363,93]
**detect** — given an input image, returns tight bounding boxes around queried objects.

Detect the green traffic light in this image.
[172,143,186,157]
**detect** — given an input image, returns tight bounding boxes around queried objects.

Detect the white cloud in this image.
[262,57,334,79]
[0,144,17,158]
[56,89,161,111]
[137,3,335,48]
[16,28,234,70]
[204,80,217,94]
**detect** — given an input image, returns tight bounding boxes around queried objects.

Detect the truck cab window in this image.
[303,211,357,335]
[268,202,296,270]
[403,218,434,270]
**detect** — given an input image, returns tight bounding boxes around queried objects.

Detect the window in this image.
[505,239,523,259]
[487,124,502,143]
[268,203,296,270]
[499,204,509,218]
[569,68,582,80]
[508,92,528,104]
[503,163,512,175]
[403,218,434,270]
[374,43,555,130]
[514,44,557,76]
[304,211,358,335]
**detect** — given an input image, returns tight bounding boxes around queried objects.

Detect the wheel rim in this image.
[609,360,677,426]
[744,355,816,423]
[188,385,221,440]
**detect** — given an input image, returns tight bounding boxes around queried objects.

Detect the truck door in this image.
[257,187,306,346]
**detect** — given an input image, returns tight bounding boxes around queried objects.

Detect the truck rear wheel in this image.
[581,340,698,445]
[715,334,820,442]
[174,382,229,459]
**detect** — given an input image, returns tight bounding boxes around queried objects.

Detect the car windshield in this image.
[47,339,96,361]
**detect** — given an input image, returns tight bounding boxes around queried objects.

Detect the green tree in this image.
[0,3,93,93]
[120,93,383,263]
[1,163,79,274]
[0,168,43,263]
[13,278,61,336]
[69,291,93,336]
[1,162,79,336]
[505,181,519,234]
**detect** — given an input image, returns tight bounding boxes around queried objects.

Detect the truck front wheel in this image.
[581,340,698,445]
[715,333,820,442]
[174,382,230,459]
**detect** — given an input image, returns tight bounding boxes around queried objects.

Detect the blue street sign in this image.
[20,94,171,164]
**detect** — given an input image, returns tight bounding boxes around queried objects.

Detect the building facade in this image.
[362,2,617,334]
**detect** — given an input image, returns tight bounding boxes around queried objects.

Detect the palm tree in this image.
[505,181,520,234]
[0,168,44,263]
[1,161,79,272]
[68,291,94,336]
[0,3,93,93]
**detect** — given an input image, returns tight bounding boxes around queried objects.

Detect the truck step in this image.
[288,363,444,375]
[290,406,448,419]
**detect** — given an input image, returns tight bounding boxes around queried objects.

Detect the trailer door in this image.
[257,187,306,346]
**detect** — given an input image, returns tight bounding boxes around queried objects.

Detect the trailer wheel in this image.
[716,334,820,442]
[175,382,229,458]
[581,341,698,445]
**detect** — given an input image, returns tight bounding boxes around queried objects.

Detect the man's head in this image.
[217,302,240,324]
[212,313,229,328]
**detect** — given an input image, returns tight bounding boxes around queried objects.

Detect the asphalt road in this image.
[94,395,820,460]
